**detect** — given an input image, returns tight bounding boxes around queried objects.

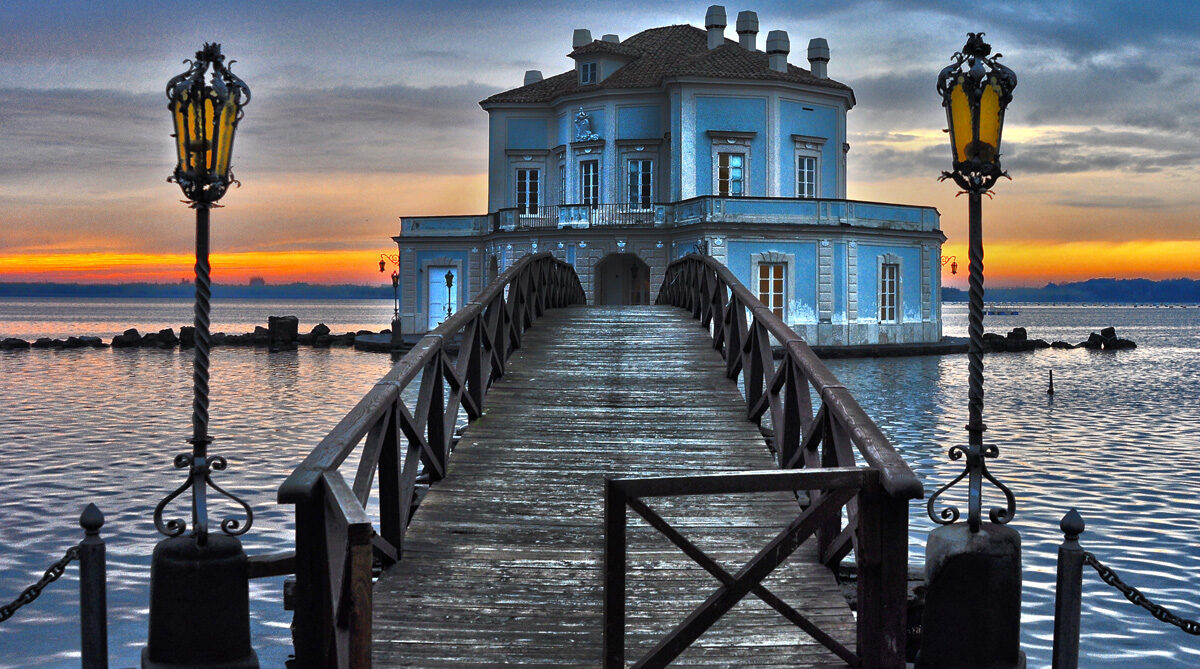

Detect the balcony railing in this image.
[495,203,666,231]
[490,196,939,233]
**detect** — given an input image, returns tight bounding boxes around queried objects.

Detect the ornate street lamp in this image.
[146,42,257,669]
[918,33,1021,669]
[941,255,958,275]
[444,270,455,320]
[928,31,1017,533]
[380,253,400,320]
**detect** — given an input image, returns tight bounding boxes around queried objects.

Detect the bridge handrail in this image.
[655,253,922,665]
[278,252,585,667]
[657,253,923,500]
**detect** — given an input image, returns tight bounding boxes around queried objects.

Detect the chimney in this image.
[602,34,619,43]
[736,11,758,51]
[572,29,592,49]
[524,70,543,86]
[766,30,790,72]
[705,5,726,50]
[808,38,830,78]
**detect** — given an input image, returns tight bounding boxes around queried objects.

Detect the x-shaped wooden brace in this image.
[625,486,861,668]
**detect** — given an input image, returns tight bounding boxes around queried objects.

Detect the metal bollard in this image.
[1052,509,1085,669]
[78,503,108,669]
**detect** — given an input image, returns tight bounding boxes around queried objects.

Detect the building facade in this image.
[394,6,945,346]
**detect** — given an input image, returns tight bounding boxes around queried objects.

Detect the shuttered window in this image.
[758,263,786,319]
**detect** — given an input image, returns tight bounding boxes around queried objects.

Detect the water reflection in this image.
[1,303,1198,667]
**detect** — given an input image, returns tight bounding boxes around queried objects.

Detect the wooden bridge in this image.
[279,253,923,668]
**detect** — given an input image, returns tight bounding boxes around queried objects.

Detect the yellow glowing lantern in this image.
[166,43,250,204]
[937,33,1016,192]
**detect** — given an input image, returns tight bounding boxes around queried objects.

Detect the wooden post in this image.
[77,504,107,669]
[378,407,403,550]
[603,479,627,668]
[348,524,374,668]
[1052,509,1085,669]
[293,493,334,666]
[857,469,909,668]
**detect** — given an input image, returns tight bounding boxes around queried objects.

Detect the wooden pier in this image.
[280,253,922,667]
[373,306,855,666]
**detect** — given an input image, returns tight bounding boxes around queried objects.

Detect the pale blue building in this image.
[394,6,944,346]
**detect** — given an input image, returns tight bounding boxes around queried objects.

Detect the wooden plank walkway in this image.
[373,305,856,667]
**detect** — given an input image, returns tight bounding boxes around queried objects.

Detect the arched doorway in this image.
[594,253,651,305]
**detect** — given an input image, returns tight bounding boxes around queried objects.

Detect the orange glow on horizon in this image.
[0,250,396,285]
[939,240,1200,287]
[3,240,1199,287]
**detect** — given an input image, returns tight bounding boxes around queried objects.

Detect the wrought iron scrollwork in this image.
[926,442,1016,532]
[152,451,253,542]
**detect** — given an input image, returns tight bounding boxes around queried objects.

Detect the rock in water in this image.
[156,328,179,347]
[268,315,299,349]
[1,337,31,350]
[179,326,195,348]
[112,328,142,347]
[310,323,331,337]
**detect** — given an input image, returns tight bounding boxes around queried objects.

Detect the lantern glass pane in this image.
[171,101,189,172]
[949,82,973,163]
[978,81,1003,164]
[185,98,205,175]
[213,99,238,178]
[204,97,217,172]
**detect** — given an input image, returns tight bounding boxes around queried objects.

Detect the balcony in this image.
[494,204,666,231]
[491,197,939,234]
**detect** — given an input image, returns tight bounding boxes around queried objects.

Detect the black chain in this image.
[1084,551,1200,635]
[0,546,79,623]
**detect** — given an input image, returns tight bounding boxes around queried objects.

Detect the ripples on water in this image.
[1,300,1199,667]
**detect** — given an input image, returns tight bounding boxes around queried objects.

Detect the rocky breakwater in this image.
[2,316,387,352]
[982,326,1136,353]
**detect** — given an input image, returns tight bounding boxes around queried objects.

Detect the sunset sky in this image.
[1,1,1197,287]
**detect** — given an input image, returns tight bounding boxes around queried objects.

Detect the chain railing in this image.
[1082,552,1200,635]
[0,504,108,668]
[0,546,79,623]
[1052,508,1200,668]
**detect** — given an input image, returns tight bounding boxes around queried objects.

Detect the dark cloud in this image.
[0,82,494,184]
[239,82,493,175]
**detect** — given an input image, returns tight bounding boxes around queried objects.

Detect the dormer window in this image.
[580,62,597,85]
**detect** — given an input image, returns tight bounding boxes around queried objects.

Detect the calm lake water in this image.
[1,298,1199,667]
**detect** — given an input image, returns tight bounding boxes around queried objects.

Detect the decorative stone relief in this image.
[573,108,600,142]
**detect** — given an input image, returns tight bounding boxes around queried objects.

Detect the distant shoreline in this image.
[2,277,1198,304]
[0,282,392,300]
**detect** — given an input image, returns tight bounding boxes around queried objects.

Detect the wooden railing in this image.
[652,253,924,667]
[278,252,585,668]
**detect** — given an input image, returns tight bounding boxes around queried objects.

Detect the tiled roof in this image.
[481,24,852,106]
[568,39,642,59]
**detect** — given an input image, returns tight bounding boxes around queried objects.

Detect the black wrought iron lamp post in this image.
[444,270,455,320]
[917,33,1022,669]
[380,253,400,320]
[927,31,1018,534]
[144,42,257,669]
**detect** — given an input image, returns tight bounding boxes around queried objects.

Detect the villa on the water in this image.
[391,5,945,346]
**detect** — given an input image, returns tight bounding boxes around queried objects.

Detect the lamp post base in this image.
[390,317,404,349]
[917,522,1023,669]
[143,535,258,669]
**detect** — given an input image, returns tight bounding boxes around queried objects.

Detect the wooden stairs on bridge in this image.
[372,306,856,666]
